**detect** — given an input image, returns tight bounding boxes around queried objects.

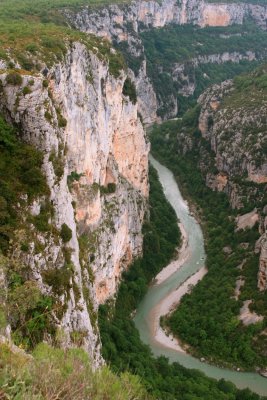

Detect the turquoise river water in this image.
[134,155,267,396]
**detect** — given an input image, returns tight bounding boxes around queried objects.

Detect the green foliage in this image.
[56,107,67,127]
[222,65,267,109]
[60,223,72,243]
[5,71,23,86]
[42,263,73,295]
[123,77,137,104]
[49,148,65,180]
[0,343,150,400]
[7,281,54,349]
[67,170,84,188]
[42,79,49,88]
[100,182,117,194]
[0,115,48,253]
[140,22,267,117]
[31,201,53,232]
[0,5,126,76]
[150,112,266,370]
[22,85,31,95]
[98,166,262,399]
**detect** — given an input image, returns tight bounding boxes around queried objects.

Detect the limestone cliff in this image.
[65,0,267,122]
[196,68,267,290]
[0,41,148,364]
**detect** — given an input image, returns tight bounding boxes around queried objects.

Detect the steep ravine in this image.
[65,0,267,122]
[134,155,267,396]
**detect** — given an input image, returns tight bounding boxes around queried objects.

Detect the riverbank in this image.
[152,266,208,353]
[154,222,189,285]
[134,155,267,396]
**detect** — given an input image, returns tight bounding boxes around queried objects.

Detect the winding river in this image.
[134,155,267,396]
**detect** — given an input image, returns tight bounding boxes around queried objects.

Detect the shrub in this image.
[32,202,52,232]
[7,281,54,349]
[60,223,72,243]
[0,343,150,400]
[58,113,67,128]
[25,43,38,54]
[49,149,65,180]
[42,79,49,88]
[107,182,116,193]
[45,110,52,123]
[42,264,73,295]
[100,183,117,195]
[122,77,137,104]
[22,86,31,95]
[5,72,22,86]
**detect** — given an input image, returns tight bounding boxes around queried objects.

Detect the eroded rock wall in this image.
[65,0,267,122]
[0,42,149,364]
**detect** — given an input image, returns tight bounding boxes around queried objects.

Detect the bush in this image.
[107,182,116,193]
[25,43,38,54]
[0,115,48,252]
[122,77,137,104]
[22,86,31,95]
[5,72,22,86]
[57,113,67,128]
[60,223,72,243]
[42,264,73,295]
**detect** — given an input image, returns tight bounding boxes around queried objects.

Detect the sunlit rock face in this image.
[0,41,149,365]
[64,0,267,123]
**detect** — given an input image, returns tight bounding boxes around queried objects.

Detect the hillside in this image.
[150,65,267,370]
[0,0,267,398]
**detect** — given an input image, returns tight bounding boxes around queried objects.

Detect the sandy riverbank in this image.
[149,220,207,353]
[154,222,190,285]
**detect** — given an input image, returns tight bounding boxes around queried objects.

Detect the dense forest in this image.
[139,22,267,116]
[98,166,267,399]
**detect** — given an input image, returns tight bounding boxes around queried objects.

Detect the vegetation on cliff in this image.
[98,166,266,399]
[0,343,150,399]
[140,22,267,117]
[0,0,126,77]
[149,88,267,370]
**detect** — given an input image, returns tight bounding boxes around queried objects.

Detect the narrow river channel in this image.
[134,155,267,396]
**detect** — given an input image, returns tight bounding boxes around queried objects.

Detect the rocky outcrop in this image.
[66,0,267,37]
[64,0,267,121]
[0,42,148,364]
[236,209,259,231]
[196,72,267,290]
[128,60,158,124]
[257,233,267,291]
[198,79,267,190]
[172,50,263,97]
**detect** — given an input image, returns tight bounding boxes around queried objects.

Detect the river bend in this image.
[134,155,267,396]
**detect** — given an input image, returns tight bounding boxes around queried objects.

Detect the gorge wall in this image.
[1,0,267,365]
[65,0,267,122]
[196,72,267,291]
[0,42,148,364]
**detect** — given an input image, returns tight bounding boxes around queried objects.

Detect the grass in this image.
[0,0,126,75]
[221,65,267,109]
[0,342,150,400]
[0,0,129,22]
[0,20,125,75]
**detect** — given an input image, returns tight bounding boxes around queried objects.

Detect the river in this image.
[134,155,267,396]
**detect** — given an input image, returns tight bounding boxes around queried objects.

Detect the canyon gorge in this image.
[0,0,267,398]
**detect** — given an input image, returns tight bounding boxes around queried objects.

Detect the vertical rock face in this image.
[198,80,267,189]
[197,75,267,290]
[200,3,246,27]
[65,0,267,123]
[258,234,267,291]
[0,42,149,364]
